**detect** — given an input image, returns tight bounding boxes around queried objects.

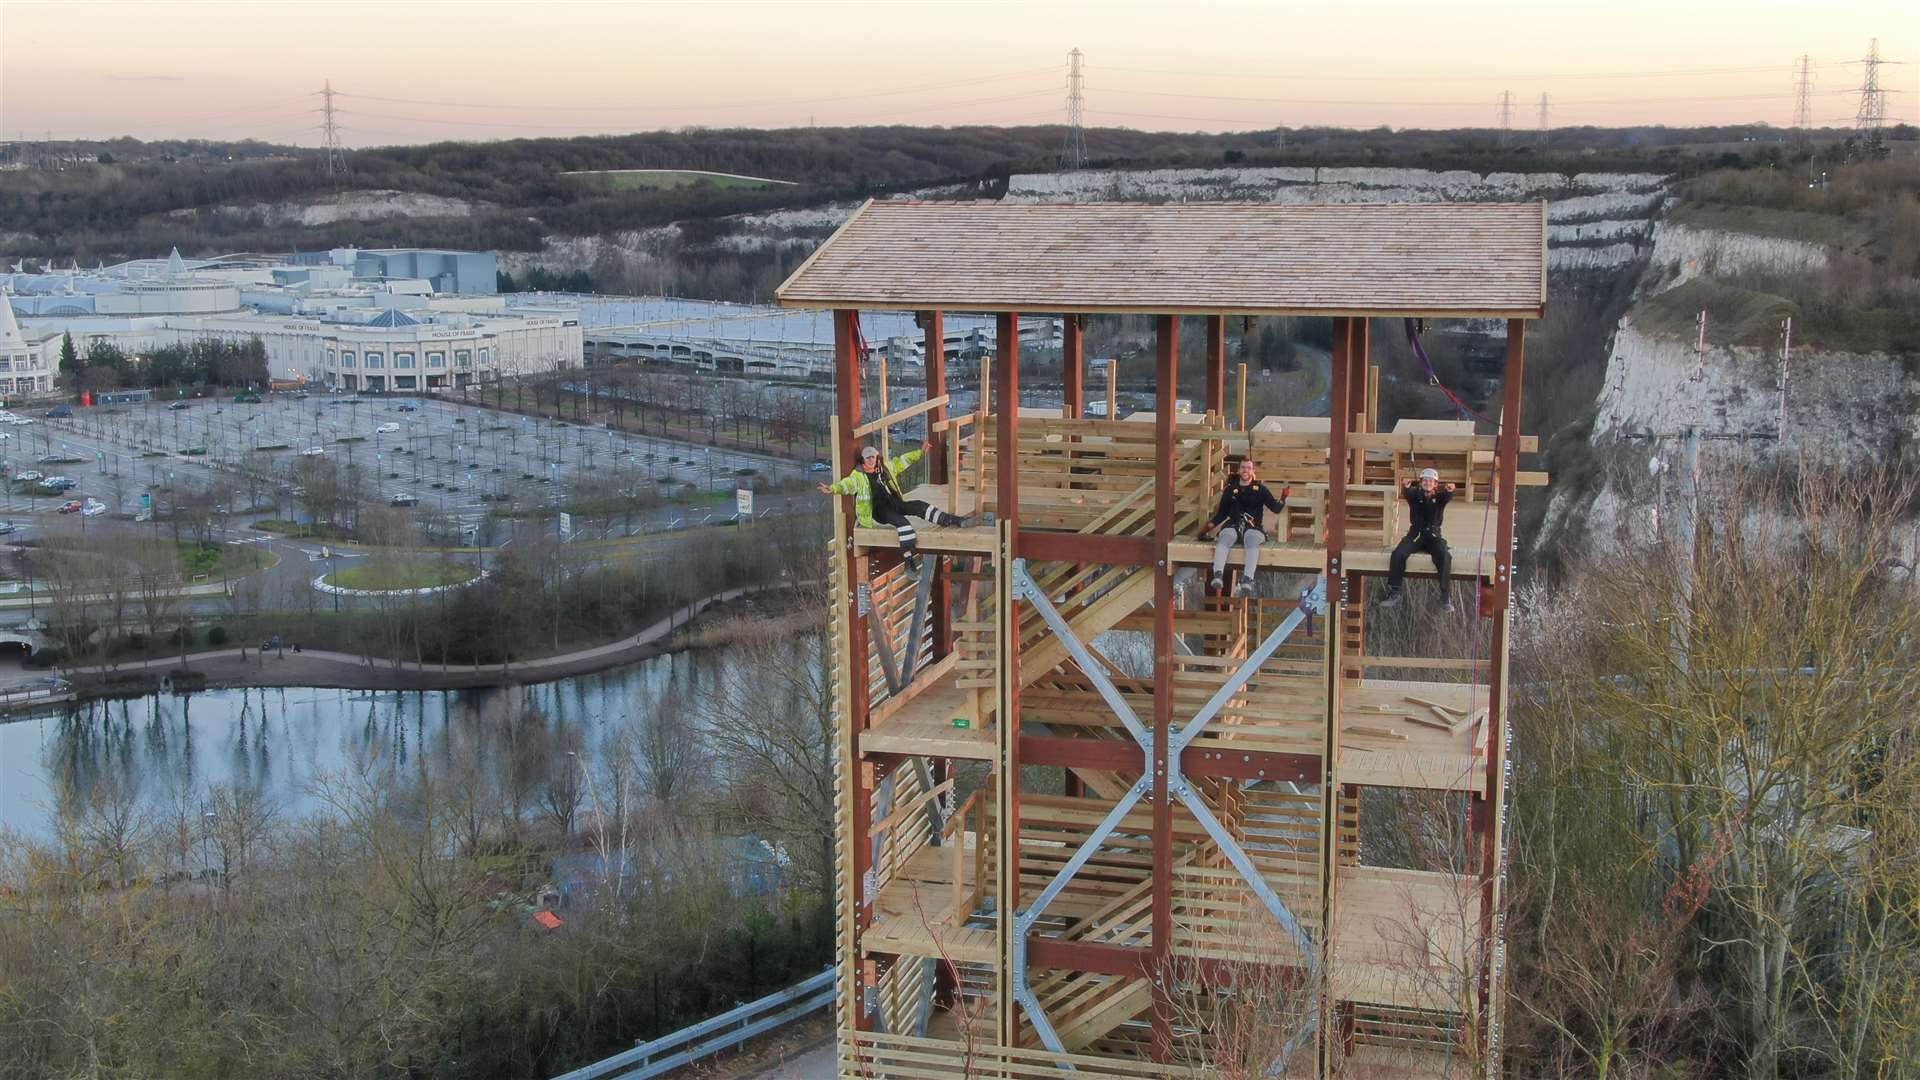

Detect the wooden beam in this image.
[1316,316,1355,1073]
[1028,937,1150,978]
[994,520,1023,1049]
[1474,317,1527,1063]
[924,311,953,659]
[853,394,950,439]
[1063,314,1086,419]
[996,313,1020,523]
[1017,530,1155,566]
[1150,313,1178,1060]
[1205,314,1227,416]
[832,312,877,1034]
[925,310,947,482]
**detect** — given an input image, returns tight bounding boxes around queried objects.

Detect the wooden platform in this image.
[1331,865,1479,1012]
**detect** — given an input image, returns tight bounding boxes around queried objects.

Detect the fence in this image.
[550,966,835,1080]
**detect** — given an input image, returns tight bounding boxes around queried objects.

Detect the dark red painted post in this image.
[1205,314,1227,418]
[1149,313,1179,1060]
[832,308,876,1032]
[1062,314,1086,418]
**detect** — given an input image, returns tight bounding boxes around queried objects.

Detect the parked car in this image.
[299,446,325,457]
[388,493,419,507]
[44,405,74,419]
[81,500,106,517]
[14,470,43,483]
[809,461,831,472]
[0,522,16,535]
[36,453,62,463]
[395,404,418,413]
[57,500,83,514]
[233,392,262,404]
[43,476,76,490]
[376,422,400,434]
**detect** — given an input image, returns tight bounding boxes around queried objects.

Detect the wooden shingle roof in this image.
[775,200,1547,318]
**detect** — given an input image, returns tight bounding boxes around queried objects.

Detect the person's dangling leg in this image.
[904,498,966,529]
[1210,526,1237,591]
[1235,528,1265,596]
[1426,535,1454,611]
[874,504,919,571]
[1382,533,1417,607]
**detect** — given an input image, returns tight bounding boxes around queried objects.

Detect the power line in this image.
[332,66,1062,115]
[1062,47,1088,169]
[1094,61,1797,83]
[1855,38,1887,131]
[1792,55,1814,145]
[321,79,345,180]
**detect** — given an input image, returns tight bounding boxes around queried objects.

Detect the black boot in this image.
[1380,589,1405,609]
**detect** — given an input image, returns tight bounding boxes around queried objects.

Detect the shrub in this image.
[207,626,228,646]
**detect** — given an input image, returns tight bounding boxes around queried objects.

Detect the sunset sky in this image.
[1,0,1911,145]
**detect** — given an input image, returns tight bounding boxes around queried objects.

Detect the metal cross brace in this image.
[1003,561,1326,1058]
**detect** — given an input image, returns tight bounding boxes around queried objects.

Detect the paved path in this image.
[737,1038,834,1079]
[59,583,780,684]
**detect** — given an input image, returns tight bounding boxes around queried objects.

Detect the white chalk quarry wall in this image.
[1642,222,1830,294]
[1590,321,1918,457]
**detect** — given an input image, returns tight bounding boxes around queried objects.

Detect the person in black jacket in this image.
[1381,468,1455,611]
[1200,459,1288,596]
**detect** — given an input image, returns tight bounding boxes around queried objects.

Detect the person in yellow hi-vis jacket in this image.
[817,440,969,572]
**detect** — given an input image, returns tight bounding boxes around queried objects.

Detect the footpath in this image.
[58,583,790,693]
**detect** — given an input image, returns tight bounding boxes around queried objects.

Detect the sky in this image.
[0,0,1912,146]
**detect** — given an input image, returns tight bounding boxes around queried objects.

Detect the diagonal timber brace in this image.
[872,557,938,695]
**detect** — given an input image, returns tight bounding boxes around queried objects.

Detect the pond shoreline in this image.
[54,582,809,699]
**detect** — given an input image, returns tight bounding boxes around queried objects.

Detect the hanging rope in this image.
[1403,318,1495,426]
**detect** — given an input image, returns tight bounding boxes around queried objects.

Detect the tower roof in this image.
[776,200,1549,319]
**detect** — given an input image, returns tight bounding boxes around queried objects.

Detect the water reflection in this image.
[0,645,761,839]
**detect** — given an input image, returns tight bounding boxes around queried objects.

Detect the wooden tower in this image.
[778,201,1547,1078]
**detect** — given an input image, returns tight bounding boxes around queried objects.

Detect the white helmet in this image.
[1419,468,1440,482]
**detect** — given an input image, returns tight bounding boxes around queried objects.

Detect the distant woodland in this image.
[4,122,1909,265]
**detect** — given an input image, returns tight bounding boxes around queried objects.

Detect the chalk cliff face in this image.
[1536,212,1920,562]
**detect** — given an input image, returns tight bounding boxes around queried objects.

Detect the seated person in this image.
[1381,468,1455,612]
[1200,458,1288,597]
[818,440,967,572]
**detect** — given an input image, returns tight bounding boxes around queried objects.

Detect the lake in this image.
[0,646,746,840]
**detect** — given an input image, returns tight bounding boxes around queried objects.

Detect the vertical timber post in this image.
[1475,318,1526,1072]
[923,310,953,659]
[832,309,876,1034]
[1345,319,1370,678]
[994,312,1024,1050]
[1317,316,1354,1076]
[1205,314,1227,419]
[1150,314,1179,1059]
[1062,314,1086,419]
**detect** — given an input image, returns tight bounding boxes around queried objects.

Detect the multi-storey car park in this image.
[782,200,1547,1077]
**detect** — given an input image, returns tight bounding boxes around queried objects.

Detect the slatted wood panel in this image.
[777,201,1548,318]
[842,1030,1202,1078]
